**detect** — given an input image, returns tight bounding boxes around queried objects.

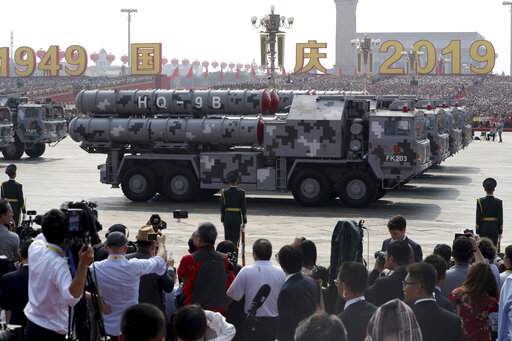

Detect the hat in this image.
[136,225,157,242]
[483,178,497,191]
[5,164,16,175]
[105,224,128,238]
[106,231,128,247]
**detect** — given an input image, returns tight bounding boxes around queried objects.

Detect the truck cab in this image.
[367,106,431,189]
[440,108,463,156]
[0,107,14,148]
[415,102,450,166]
[452,107,473,148]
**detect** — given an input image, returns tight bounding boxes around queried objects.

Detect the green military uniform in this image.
[1,179,25,227]
[476,178,503,247]
[220,186,247,246]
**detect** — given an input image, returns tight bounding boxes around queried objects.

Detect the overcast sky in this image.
[1,0,510,73]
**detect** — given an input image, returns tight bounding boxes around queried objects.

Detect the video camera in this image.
[18,210,41,240]
[60,201,102,245]
[148,214,167,231]
[454,229,474,241]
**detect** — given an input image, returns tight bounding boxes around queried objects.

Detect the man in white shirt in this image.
[227,239,285,341]
[90,228,167,338]
[173,304,235,341]
[24,209,93,341]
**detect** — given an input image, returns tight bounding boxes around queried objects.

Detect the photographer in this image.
[127,226,175,315]
[94,224,136,261]
[24,209,93,340]
[90,230,167,338]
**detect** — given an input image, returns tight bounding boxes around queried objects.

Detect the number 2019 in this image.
[378,39,495,75]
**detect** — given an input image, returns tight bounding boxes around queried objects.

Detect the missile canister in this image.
[76,89,280,116]
[69,116,264,146]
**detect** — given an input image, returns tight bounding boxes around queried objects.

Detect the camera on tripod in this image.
[18,210,41,240]
[60,201,102,245]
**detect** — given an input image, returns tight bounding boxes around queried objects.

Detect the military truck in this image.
[0,107,14,149]
[70,89,431,207]
[451,107,473,148]
[442,108,463,156]
[0,96,68,159]
[415,101,450,166]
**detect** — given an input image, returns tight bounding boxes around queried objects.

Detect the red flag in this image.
[250,65,256,79]
[235,66,240,80]
[186,65,194,78]
[338,67,344,79]
[170,66,179,80]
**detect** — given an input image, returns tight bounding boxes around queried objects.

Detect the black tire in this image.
[2,142,24,160]
[291,169,331,206]
[25,143,46,158]
[121,166,157,202]
[339,171,377,208]
[162,167,199,201]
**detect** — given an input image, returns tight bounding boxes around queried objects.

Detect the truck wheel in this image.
[291,169,331,206]
[121,166,157,202]
[162,167,199,201]
[25,143,46,158]
[2,142,24,160]
[339,172,377,208]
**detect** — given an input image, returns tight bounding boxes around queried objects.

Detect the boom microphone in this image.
[248,284,271,316]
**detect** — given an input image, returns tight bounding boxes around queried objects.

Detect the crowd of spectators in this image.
[0,183,511,341]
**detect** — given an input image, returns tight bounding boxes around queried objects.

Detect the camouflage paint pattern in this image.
[69,116,263,146]
[263,95,343,158]
[76,89,278,116]
[420,110,450,165]
[16,104,67,144]
[199,152,262,184]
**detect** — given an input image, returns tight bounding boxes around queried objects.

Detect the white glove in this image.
[241,224,246,232]
[22,214,27,221]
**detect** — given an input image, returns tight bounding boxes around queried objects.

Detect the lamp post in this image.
[121,8,138,69]
[401,47,424,96]
[351,36,380,93]
[504,2,512,75]
[252,6,293,88]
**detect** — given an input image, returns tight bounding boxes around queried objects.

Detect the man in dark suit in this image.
[220,172,247,247]
[404,262,463,341]
[337,262,376,341]
[382,215,423,262]
[1,164,25,227]
[366,239,411,306]
[277,245,318,341]
[476,178,503,248]
[0,238,32,326]
[424,254,452,311]
[126,226,174,315]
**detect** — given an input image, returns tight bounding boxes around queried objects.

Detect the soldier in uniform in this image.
[1,164,25,227]
[476,178,503,249]
[220,171,247,247]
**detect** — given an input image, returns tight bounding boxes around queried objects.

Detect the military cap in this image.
[136,225,158,242]
[226,171,241,184]
[105,224,128,238]
[5,164,16,176]
[483,178,497,191]
[106,231,128,247]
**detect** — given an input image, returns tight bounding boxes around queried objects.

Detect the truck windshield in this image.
[50,107,64,119]
[384,119,410,136]
[0,108,10,122]
[19,107,41,119]
[415,119,426,140]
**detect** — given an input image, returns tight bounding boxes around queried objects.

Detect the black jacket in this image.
[412,300,463,341]
[476,195,503,238]
[382,236,423,262]
[366,267,407,307]
[220,187,247,225]
[126,250,174,313]
[0,265,29,326]
[434,287,453,312]
[338,299,377,341]
[277,273,318,341]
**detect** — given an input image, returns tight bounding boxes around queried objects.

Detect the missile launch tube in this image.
[69,116,264,146]
[75,89,280,116]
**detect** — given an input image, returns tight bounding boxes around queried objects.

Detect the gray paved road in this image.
[2,134,510,267]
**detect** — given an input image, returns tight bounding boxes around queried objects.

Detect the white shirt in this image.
[91,254,166,336]
[202,310,236,341]
[227,260,285,317]
[344,296,366,310]
[24,234,81,335]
